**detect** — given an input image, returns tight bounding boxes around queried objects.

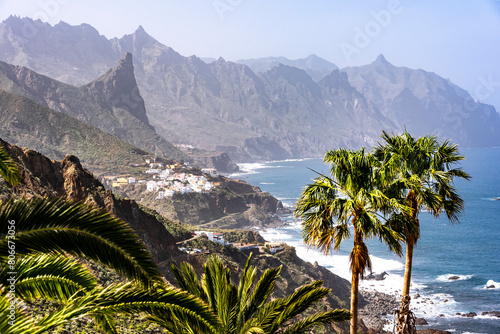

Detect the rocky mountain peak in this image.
[83,52,151,127]
[372,54,392,67]
[118,52,134,70]
[135,25,146,33]
[321,70,352,91]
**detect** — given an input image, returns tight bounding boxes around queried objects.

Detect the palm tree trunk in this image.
[396,192,419,333]
[402,191,419,297]
[402,237,414,296]
[350,269,359,334]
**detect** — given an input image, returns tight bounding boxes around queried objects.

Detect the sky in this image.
[1,0,500,111]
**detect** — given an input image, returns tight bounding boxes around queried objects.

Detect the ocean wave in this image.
[482,280,500,290]
[236,163,267,173]
[258,230,295,240]
[267,158,316,163]
[276,197,297,201]
[436,274,474,282]
[260,182,274,185]
[410,292,459,319]
[281,221,301,229]
[476,312,500,320]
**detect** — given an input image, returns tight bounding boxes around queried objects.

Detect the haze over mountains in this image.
[0,16,498,162]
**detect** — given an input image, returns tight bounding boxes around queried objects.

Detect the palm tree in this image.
[295,148,406,334]
[0,145,216,333]
[168,254,351,334]
[374,130,471,333]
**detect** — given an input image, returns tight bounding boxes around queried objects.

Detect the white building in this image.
[195,231,228,245]
[146,181,157,192]
[145,168,161,174]
[202,168,217,176]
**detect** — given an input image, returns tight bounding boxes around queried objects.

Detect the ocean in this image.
[231,147,500,334]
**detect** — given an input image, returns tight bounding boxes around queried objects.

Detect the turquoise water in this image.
[232,148,500,333]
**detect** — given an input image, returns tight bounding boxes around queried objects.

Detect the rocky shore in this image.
[360,290,398,332]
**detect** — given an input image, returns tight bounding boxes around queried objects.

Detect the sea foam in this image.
[436,274,474,282]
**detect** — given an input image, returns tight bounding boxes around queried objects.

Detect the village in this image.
[101,158,219,199]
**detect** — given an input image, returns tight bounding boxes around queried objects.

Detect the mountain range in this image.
[0,16,499,162]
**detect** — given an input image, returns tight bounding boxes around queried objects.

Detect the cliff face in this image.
[117,177,285,229]
[0,89,151,171]
[82,52,151,127]
[0,54,187,161]
[343,55,500,148]
[0,138,180,268]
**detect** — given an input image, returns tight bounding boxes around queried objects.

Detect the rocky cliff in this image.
[343,55,500,148]
[0,138,181,271]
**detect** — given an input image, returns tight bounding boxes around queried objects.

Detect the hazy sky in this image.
[1,0,500,111]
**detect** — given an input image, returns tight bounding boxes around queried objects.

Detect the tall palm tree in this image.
[374,130,471,333]
[168,254,351,334]
[295,148,406,334]
[0,145,216,333]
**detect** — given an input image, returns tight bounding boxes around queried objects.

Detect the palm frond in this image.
[0,146,20,186]
[242,265,281,321]
[0,197,162,288]
[171,262,207,302]
[280,310,352,334]
[0,253,96,302]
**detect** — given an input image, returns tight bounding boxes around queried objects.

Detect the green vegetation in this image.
[169,254,351,334]
[223,230,266,244]
[295,148,406,334]
[374,130,471,333]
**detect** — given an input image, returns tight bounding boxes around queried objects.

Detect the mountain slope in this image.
[0,52,188,161]
[237,54,339,81]
[0,89,151,172]
[0,16,116,85]
[343,55,500,147]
